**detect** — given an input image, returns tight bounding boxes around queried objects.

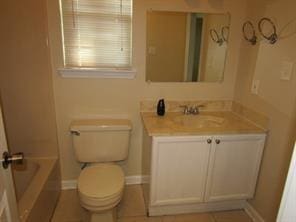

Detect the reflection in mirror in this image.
[146,11,230,82]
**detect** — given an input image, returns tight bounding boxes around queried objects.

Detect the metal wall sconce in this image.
[258,17,278,44]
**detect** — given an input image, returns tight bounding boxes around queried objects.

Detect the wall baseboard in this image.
[61,175,146,190]
[244,202,265,222]
[125,175,146,185]
[61,180,77,190]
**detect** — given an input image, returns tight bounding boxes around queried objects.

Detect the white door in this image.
[0,104,19,222]
[205,134,266,202]
[150,136,212,206]
[277,142,296,222]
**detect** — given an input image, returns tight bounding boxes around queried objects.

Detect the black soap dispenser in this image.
[157,99,165,116]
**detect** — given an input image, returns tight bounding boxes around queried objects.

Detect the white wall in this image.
[234,0,296,220]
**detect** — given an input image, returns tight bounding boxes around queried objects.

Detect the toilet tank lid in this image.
[70,119,132,131]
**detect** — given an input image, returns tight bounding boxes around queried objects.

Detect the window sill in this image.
[58,68,136,79]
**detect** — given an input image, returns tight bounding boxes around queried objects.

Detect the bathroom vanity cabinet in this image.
[141,111,267,215]
[142,130,266,216]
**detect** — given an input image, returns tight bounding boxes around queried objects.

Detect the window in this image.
[59,0,134,77]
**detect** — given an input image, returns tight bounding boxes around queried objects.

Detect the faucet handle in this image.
[195,104,206,111]
[196,104,205,108]
[179,105,189,114]
[191,106,199,115]
[191,104,205,115]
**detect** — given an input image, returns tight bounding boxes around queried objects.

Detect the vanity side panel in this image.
[142,128,152,209]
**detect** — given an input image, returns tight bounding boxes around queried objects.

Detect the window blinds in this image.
[60,0,132,69]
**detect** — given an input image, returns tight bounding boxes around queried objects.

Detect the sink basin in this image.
[172,115,225,128]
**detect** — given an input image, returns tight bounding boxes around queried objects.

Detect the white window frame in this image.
[58,0,136,79]
[58,67,136,79]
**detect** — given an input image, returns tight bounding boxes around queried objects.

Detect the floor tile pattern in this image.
[51,185,253,222]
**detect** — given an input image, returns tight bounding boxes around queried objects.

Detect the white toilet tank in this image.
[70,119,132,163]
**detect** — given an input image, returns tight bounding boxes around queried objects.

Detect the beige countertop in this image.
[141,111,266,136]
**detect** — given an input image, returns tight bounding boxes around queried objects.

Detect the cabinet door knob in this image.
[215,139,221,144]
[207,139,212,144]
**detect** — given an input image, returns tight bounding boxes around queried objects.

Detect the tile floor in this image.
[51,185,253,222]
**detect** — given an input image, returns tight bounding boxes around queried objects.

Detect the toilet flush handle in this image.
[70,130,80,136]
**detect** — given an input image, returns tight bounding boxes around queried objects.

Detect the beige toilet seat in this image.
[78,164,125,210]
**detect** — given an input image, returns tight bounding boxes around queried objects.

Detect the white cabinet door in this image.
[205,134,266,202]
[150,136,211,206]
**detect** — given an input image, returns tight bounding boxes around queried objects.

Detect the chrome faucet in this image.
[179,105,205,115]
[179,105,190,115]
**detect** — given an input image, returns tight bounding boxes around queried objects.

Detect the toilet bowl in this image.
[77,164,125,221]
[70,119,132,222]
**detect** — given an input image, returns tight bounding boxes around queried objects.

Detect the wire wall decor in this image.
[258,17,278,44]
[242,21,257,45]
[221,26,230,42]
[210,26,229,46]
[242,17,278,45]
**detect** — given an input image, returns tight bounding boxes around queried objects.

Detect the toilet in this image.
[70,119,132,222]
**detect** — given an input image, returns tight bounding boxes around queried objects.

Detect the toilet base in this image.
[90,208,117,222]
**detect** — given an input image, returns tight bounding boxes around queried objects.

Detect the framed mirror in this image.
[146,11,230,83]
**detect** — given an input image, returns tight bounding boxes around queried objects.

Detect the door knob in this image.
[207,139,212,144]
[215,139,221,144]
[1,152,24,169]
